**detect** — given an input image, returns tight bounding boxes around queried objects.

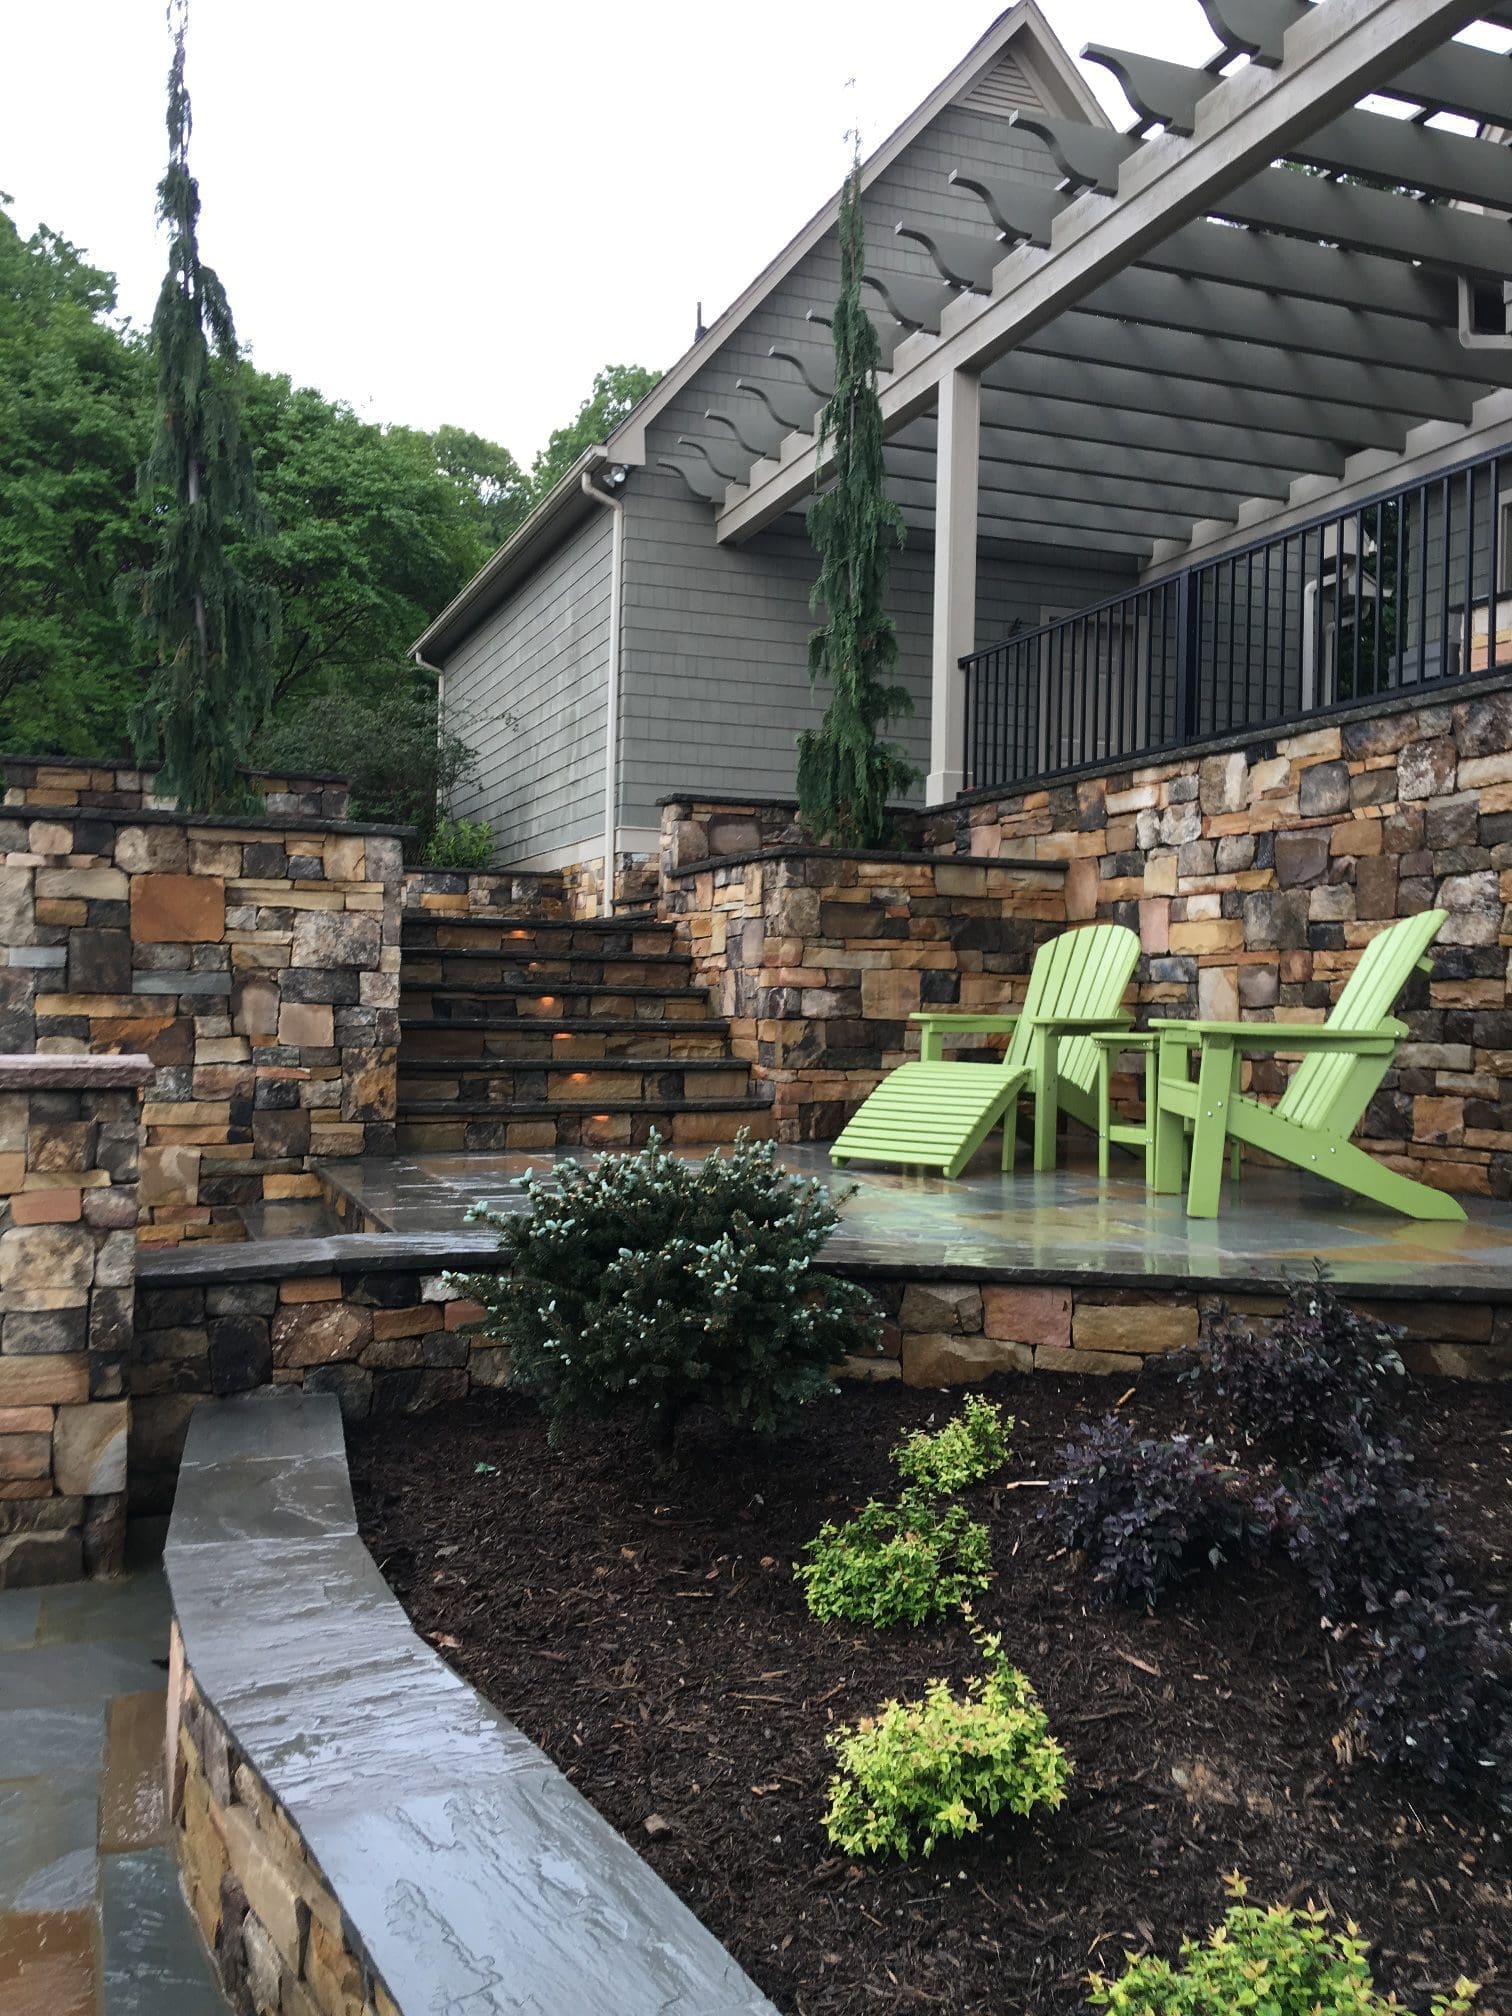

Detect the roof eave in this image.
[412,446,608,662]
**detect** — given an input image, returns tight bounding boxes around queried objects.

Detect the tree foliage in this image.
[0,205,153,751]
[797,149,916,849]
[123,4,278,813]
[530,363,661,497]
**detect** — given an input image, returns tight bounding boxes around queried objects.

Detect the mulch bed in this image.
[349,1371,1512,2015]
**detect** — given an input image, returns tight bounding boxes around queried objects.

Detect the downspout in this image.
[580,470,625,916]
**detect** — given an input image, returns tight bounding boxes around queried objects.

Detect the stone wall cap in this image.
[0,1052,154,1089]
[656,787,915,813]
[661,843,1061,877]
[2,801,413,840]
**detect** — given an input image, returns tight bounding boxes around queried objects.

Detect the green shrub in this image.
[425,816,493,871]
[797,1489,991,1628]
[894,1396,1012,1495]
[457,1130,877,1450]
[1087,1874,1477,2014]
[823,1627,1069,1859]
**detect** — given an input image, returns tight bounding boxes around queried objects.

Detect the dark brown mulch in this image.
[349,1372,1512,2016]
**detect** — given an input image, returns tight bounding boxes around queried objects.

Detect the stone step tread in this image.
[398,1055,749,1074]
[401,943,687,966]
[399,982,715,1001]
[398,1015,730,1034]
[396,1096,773,1117]
[401,914,675,938]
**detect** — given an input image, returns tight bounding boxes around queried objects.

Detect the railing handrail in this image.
[962,434,1509,679]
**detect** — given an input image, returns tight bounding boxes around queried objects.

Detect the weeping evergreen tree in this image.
[797,145,916,848]
[124,0,276,813]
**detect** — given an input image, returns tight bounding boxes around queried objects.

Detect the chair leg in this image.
[1096,1053,1111,1183]
[1001,1096,1020,1171]
[1185,1037,1237,1219]
[1229,1051,1243,1185]
[1152,1034,1189,1195]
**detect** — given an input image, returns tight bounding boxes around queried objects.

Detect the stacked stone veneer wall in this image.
[657,836,1065,1141]
[925,685,1512,1198]
[404,866,569,920]
[3,802,404,1239]
[5,755,350,822]
[172,1647,402,2016]
[131,1253,496,1509]
[0,1054,148,1586]
[129,1237,1512,1513]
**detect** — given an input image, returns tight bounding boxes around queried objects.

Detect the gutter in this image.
[579,469,626,915]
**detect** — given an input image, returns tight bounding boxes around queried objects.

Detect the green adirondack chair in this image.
[830,922,1140,1179]
[1151,908,1465,1222]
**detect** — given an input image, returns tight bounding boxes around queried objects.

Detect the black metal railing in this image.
[962,442,1512,792]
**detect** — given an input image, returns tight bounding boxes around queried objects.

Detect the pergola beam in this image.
[718,0,1487,544]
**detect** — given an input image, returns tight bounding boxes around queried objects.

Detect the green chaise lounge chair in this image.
[1151,908,1465,1223]
[831,922,1140,1179]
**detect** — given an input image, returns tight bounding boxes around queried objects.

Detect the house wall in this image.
[617,96,1135,837]
[440,509,612,868]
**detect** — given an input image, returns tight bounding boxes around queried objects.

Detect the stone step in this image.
[402,951,693,989]
[399,983,719,1022]
[396,1099,776,1153]
[401,916,678,957]
[398,1058,754,1106]
[399,1018,732,1062]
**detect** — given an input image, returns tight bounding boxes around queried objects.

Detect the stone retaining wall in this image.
[0,1054,148,1586]
[128,1230,1511,1512]
[403,865,569,920]
[165,1393,781,2016]
[3,801,405,1240]
[928,683,1512,1197]
[4,755,350,822]
[658,835,1065,1140]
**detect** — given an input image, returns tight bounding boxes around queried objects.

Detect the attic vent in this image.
[956,51,1042,119]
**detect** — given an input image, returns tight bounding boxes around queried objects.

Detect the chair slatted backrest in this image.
[1005,923,1141,1093]
[1277,910,1446,1134]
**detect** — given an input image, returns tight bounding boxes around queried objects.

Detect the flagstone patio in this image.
[320,1145,1512,1302]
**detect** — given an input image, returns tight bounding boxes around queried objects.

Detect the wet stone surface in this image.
[165,1391,779,2016]
[0,1543,226,2014]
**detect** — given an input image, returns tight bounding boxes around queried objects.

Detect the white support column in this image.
[928,367,980,804]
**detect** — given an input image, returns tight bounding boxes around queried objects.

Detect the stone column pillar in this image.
[928,367,981,805]
[0,1053,149,1585]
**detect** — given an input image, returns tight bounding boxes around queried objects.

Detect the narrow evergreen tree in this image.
[124,0,275,812]
[797,145,916,848]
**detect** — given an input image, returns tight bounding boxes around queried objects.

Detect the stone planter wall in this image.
[165,1393,779,2016]
[404,865,569,920]
[659,790,927,876]
[3,801,405,1240]
[927,685,1512,1197]
[0,1054,149,1586]
[658,834,1066,1140]
[4,755,350,822]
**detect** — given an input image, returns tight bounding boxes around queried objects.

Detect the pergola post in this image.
[928,366,980,803]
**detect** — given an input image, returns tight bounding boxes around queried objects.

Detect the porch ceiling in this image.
[659,0,1512,571]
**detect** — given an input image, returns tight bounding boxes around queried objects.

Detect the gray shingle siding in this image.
[440,510,611,862]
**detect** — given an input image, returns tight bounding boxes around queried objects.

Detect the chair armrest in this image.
[1023,1013,1135,1033]
[909,1013,1021,1032]
[1150,1019,1399,1054]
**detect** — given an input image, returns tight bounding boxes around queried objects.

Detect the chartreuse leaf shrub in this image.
[823,1624,1068,1860]
[893,1396,1012,1495]
[1087,1874,1477,2015]
[796,1489,991,1629]
[458,1130,877,1450]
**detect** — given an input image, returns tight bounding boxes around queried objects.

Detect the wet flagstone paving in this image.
[323,1143,1512,1296]
[0,1541,226,2015]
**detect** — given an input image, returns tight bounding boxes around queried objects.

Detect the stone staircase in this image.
[396,912,776,1152]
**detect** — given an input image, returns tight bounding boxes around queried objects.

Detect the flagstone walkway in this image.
[0,1540,226,2016]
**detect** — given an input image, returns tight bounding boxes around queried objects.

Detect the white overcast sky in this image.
[1,1,1222,465]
